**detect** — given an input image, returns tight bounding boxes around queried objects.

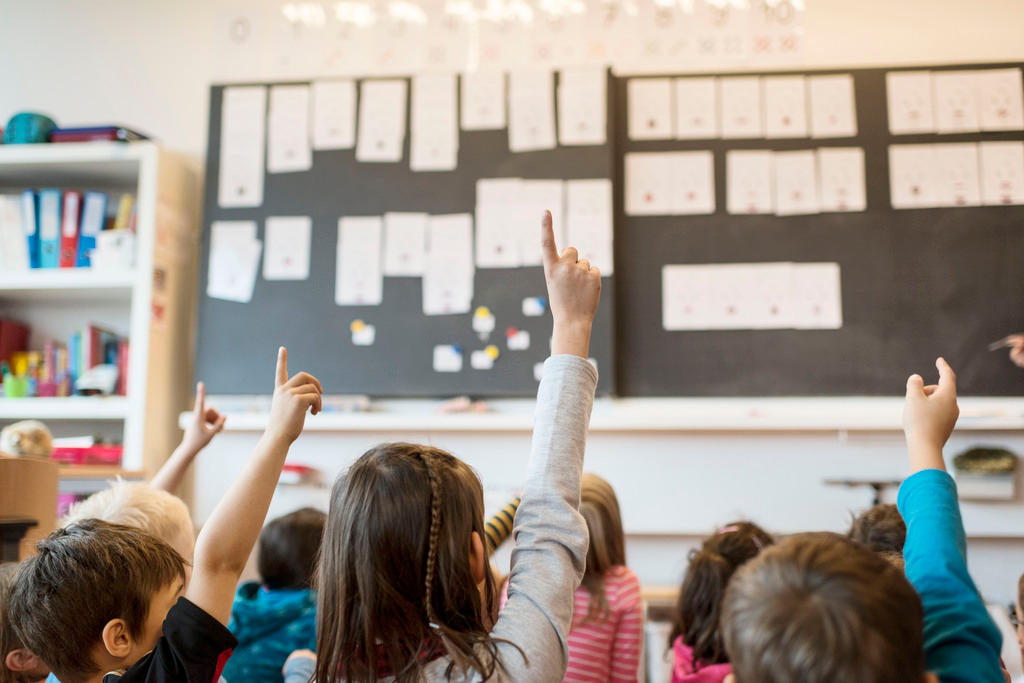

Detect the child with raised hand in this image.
[292,210,601,683]
[899,358,1004,682]
[668,522,772,683]
[718,358,1004,683]
[10,349,322,683]
[148,381,227,495]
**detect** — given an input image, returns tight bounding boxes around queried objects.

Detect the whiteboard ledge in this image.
[180,396,1024,433]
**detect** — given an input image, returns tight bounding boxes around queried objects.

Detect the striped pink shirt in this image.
[502,565,644,682]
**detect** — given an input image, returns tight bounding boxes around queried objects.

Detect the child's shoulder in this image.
[605,565,642,601]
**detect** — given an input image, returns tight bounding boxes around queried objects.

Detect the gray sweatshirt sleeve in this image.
[282,654,317,683]
[487,354,598,680]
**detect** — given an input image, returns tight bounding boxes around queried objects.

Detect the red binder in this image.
[59,191,82,268]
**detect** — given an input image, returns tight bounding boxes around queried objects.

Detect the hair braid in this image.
[419,451,443,628]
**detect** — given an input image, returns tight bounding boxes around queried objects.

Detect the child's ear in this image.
[470,531,486,584]
[5,647,46,673]
[101,618,133,659]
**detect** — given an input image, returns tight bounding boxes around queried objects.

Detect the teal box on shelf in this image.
[3,112,57,144]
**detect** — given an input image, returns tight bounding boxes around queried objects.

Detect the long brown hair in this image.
[668,521,773,665]
[578,473,626,623]
[315,443,513,682]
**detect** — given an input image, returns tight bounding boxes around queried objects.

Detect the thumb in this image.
[275,347,288,388]
[906,373,925,399]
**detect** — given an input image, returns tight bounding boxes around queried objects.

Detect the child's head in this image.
[848,504,906,557]
[258,507,326,590]
[316,443,503,682]
[669,521,773,665]
[1,563,48,683]
[1017,572,1024,659]
[578,473,625,621]
[9,520,186,683]
[63,481,195,572]
[721,532,926,683]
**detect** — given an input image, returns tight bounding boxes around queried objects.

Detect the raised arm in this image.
[186,348,322,625]
[899,358,1004,683]
[150,381,227,494]
[486,211,601,681]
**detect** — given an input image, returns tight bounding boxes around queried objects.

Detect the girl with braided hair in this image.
[287,211,601,683]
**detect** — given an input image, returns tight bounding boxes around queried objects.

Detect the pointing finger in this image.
[540,211,559,271]
[275,347,288,388]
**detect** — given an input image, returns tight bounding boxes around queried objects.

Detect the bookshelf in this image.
[0,142,200,486]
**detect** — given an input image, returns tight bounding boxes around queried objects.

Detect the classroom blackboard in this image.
[197,75,616,397]
[614,62,1024,396]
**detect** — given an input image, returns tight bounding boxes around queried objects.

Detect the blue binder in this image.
[76,191,107,267]
[20,190,39,268]
[38,189,61,269]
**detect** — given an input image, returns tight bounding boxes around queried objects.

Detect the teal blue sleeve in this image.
[897,469,1004,683]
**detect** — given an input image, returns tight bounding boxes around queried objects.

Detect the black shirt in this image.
[103,597,237,683]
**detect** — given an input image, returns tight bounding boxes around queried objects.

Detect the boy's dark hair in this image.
[1,562,25,683]
[722,532,925,683]
[8,519,185,681]
[848,504,906,556]
[668,521,773,665]
[258,507,326,590]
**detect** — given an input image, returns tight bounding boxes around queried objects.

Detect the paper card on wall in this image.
[470,349,495,370]
[817,147,866,213]
[565,178,614,274]
[508,70,556,152]
[979,141,1024,205]
[312,80,356,150]
[518,180,565,266]
[763,76,808,139]
[933,71,980,134]
[557,67,607,146]
[475,178,522,267]
[886,71,935,134]
[719,76,762,139]
[669,151,715,215]
[773,150,819,216]
[625,152,673,215]
[356,80,407,163]
[424,213,474,315]
[808,74,857,138]
[933,143,981,207]
[792,263,843,329]
[976,68,1024,131]
[461,71,506,130]
[628,78,674,140]
[218,86,266,208]
[888,145,937,209]
[208,221,261,303]
[746,262,799,329]
[662,265,711,330]
[411,74,458,172]
[382,212,428,275]
[433,345,463,372]
[335,217,383,305]
[267,85,312,173]
[726,150,774,214]
[674,77,718,139]
[263,216,312,280]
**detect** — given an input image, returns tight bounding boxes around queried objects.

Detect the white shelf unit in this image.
[0,142,200,480]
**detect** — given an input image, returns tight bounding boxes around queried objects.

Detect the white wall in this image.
[4,0,1024,651]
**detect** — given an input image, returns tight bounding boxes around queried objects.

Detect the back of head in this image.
[848,504,906,556]
[1,563,23,683]
[669,521,773,665]
[258,507,326,590]
[722,532,924,683]
[8,520,185,682]
[579,473,626,622]
[63,481,195,565]
[316,443,502,683]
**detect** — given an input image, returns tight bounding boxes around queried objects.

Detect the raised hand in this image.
[180,381,226,455]
[903,357,959,472]
[267,347,323,445]
[540,210,602,359]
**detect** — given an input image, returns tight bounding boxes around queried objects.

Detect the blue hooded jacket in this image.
[221,582,317,683]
